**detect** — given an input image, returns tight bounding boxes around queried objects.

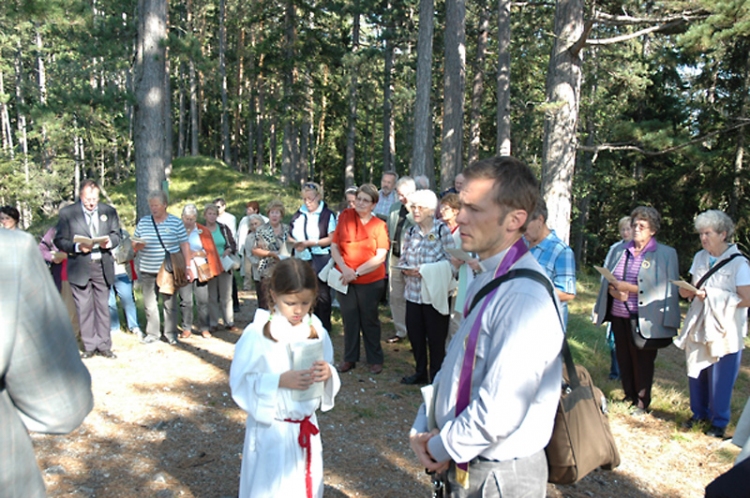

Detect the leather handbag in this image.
[546,339,621,484]
[151,216,189,294]
[468,269,620,484]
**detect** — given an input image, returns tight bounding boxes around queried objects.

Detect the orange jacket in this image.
[196,223,223,278]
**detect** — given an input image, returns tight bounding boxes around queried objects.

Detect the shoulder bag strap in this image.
[151,216,169,254]
[466,267,578,388]
[695,253,745,289]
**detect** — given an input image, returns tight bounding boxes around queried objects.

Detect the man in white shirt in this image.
[409,156,564,497]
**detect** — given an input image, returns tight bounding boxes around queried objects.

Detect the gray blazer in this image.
[0,230,93,498]
[593,240,681,339]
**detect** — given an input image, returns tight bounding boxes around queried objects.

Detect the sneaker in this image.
[132,327,143,336]
[142,335,158,344]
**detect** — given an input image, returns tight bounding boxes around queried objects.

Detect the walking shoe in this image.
[142,335,158,344]
[386,335,402,344]
[401,373,429,385]
[705,425,726,439]
[98,350,117,359]
[337,361,356,373]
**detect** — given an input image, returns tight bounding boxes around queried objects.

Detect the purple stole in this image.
[454,237,528,488]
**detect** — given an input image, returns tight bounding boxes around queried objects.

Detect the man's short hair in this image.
[530,196,548,223]
[462,156,539,231]
[80,179,100,192]
[214,197,227,207]
[148,190,169,206]
[382,170,398,181]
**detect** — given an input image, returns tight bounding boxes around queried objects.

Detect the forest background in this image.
[1,0,749,271]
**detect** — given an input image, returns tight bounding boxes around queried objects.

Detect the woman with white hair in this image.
[398,189,455,385]
[675,210,750,438]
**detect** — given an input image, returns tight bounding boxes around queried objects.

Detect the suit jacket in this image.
[54,201,121,286]
[593,240,681,339]
[0,230,93,498]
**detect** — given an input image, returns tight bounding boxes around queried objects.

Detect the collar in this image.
[268,308,315,343]
[301,201,325,215]
[625,236,657,255]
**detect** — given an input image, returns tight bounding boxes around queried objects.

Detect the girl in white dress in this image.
[230,258,340,498]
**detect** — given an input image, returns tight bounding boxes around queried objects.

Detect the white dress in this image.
[229,308,340,498]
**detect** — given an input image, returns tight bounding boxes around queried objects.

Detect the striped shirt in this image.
[134,214,188,274]
[611,238,657,318]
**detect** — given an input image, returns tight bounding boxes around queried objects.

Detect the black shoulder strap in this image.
[467,267,579,389]
[695,253,745,289]
[468,268,553,315]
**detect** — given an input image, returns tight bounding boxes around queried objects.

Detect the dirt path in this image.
[32,290,741,497]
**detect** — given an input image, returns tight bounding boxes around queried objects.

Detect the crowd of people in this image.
[3,155,750,497]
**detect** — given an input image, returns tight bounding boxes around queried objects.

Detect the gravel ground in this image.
[32,290,742,497]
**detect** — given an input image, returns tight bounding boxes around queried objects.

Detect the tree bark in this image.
[0,71,14,156]
[134,0,169,219]
[440,0,466,190]
[344,7,360,189]
[540,0,584,244]
[382,13,396,174]
[495,0,511,157]
[411,0,435,179]
[280,0,298,185]
[466,1,489,165]
[219,0,231,166]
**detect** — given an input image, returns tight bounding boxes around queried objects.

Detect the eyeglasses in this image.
[632,221,650,231]
[355,196,373,204]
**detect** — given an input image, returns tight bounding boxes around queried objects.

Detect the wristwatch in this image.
[354,269,360,278]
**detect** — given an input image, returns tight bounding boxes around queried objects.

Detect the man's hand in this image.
[410,429,449,472]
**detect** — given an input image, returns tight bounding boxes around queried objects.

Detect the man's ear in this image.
[505,209,528,232]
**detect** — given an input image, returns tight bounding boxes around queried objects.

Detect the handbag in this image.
[469,269,620,485]
[195,261,212,282]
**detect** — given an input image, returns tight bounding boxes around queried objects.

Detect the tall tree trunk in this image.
[382,15,396,173]
[466,2,489,165]
[164,45,173,177]
[178,62,186,157]
[440,0,466,190]
[219,0,231,166]
[411,0,435,179]
[344,7,360,189]
[730,51,750,219]
[189,57,199,156]
[280,0,298,185]
[495,0,511,157]
[35,24,50,171]
[256,74,266,174]
[540,0,584,244]
[0,71,14,156]
[235,26,246,171]
[14,41,29,185]
[134,0,169,219]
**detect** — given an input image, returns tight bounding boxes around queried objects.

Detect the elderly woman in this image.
[202,203,239,333]
[593,206,680,414]
[289,181,337,333]
[0,205,20,230]
[133,190,192,345]
[399,189,455,385]
[439,193,481,342]
[178,204,223,339]
[241,214,265,291]
[331,183,389,374]
[601,216,634,381]
[675,210,750,438]
[252,199,289,310]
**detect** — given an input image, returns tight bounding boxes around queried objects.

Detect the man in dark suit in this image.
[55,180,121,358]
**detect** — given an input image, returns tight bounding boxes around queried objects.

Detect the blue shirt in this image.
[527,229,576,321]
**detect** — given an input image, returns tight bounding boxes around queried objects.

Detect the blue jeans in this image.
[109,273,140,332]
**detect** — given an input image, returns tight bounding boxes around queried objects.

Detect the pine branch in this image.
[577,121,750,157]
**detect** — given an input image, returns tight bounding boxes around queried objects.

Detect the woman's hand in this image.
[608,284,628,302]
[341,266,357,284]
[193,249,207,258]
[403,268,421,278]
[612,280,630,292]
[132,240,145,252]
[279,368,315,390]
[311,361,331,383]
[694,289,707,301]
